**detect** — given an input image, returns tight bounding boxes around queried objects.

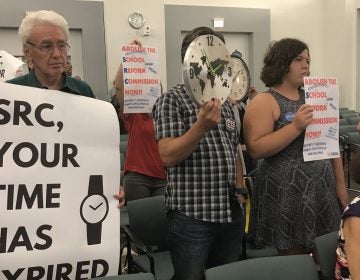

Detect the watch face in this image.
[229,56,250,101]
[80,194,109,224]
[128,12,145,29]
[183,34,232,106]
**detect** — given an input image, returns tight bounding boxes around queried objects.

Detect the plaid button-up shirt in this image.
[153,84,239,223]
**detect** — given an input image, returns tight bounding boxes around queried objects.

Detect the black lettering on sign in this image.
[0,225,52,254]
[1,259,109,280]
[34,225,53,250]
[2,268,24,280]
[35,103,55,128]
[0,183,60,210]
[7,226,33,252]
[13,101,33,126]
[28,266,46,280]
[0,69,5,78]
[0,99,56,128]
[0,99,11,125]
[55,263,72,280]
[0,142,79,168]
[75,261,90,279]
[91,259,109,278]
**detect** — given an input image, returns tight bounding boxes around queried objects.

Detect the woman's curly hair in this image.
[260,38,309,87]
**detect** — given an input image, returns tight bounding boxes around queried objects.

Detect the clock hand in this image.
[90,202,104,210]
[212,64,222,75]
[201,48,215,76]
[232,70,241,81]
[201,49,211,67]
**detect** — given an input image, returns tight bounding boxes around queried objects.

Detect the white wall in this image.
[321,0,360,109]
[103,0,166,90]
[164,0,325,76]
[345,0,360,110]
[101,0,359,108]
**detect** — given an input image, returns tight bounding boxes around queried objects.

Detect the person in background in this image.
[248,86,258,100]
[6,9,125,206]
[111,94,127,135]
[152,26,247,280]
[229,86,258,174]
[335,122,360,280]
[115,40,167,202]
[27,59,33,72]
[244,38,348,256]
[335,195,360,280]
[107,80,117,102]
[64,60,72,76]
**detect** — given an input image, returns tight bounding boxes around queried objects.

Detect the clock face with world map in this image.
[229,50,251,101]
[183,34,232,106]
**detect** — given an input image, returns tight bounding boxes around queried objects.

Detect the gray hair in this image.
[19,10,69,45]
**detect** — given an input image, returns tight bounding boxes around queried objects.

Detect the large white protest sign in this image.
[121,44,161,113]
[0,51,24,82]
[0,83,120,279]
[303,77,340,161]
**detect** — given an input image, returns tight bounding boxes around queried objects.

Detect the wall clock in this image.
[183,34,232,106]
[128,12,145,29]
[228,50,251,101]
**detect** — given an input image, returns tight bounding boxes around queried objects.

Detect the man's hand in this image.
[114,186,125,208]
[130,39,141,46]
[196,98,221,132]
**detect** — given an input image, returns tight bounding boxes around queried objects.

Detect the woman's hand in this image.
[292,104,313,131]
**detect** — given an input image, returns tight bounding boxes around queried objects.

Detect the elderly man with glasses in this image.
[6,10,126,207]
[7,10,94,98]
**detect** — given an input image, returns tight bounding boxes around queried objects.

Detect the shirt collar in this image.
[28,70,45,88]
[28,70,81,94]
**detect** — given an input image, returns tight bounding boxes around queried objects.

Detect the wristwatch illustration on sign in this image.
[80,175,109,245]
[229,49,251,102]
[183,34,232,106]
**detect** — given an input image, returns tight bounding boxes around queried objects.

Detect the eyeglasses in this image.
[26,41,70,54]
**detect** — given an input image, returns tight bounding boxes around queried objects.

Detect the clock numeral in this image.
[207,35,214,46]
[189,68,194,79]
[228,67,232,77]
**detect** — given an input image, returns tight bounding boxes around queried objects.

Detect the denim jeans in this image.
[167,206,244,280]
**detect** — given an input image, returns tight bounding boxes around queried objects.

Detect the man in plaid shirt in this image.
[152,26,247,280]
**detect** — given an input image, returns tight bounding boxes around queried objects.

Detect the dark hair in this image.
[260,38,309,87]
[111,94,120,112]
[181,26,225,63]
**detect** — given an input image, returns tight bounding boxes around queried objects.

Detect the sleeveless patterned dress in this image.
[253,88,341,250]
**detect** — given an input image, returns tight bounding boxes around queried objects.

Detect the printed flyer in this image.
[121,44,161,113]
[303,77,340,161]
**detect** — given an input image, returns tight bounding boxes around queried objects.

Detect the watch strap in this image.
[87,222,102,245]
[88,175,103,196]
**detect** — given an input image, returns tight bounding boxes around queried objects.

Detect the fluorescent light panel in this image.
[213,18,224,28]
